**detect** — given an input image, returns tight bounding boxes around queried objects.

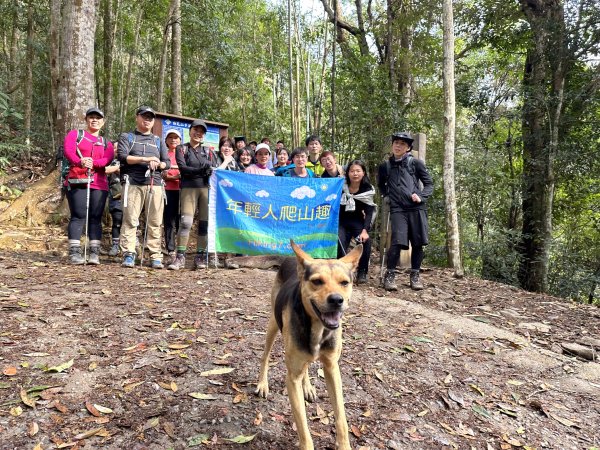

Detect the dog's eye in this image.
[312,279,324,286]
[340,280,350,287]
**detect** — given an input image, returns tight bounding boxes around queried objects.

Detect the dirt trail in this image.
[0,245,599,449]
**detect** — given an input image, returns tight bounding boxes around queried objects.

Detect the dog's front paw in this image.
[255,381,269,398]
[303,382,318,402]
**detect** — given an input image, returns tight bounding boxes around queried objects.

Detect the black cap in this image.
[391,132,414,146]
[85,107,104,118]
[190,119,207,131]
[136,105,156,116]
[234,136,246,143]
[248,140,258,146]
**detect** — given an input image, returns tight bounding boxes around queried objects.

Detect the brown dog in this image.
[256,240,362,450]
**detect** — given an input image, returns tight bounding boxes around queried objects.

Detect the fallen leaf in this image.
[502,434,523,446]
[200,367,234,377]
[472,404,491,418]
[3,366,17,376]
[507,379,524,386]
[73,427,106,440]
[88,362,98,371]
[29,422,39,436]
[361,409,372,417]
[143,417,160,430]
[550,414,578,428]
[317,368,325,378]
[85,402,101,417]
[224,434,256,443]
[443,373,453,384]
[123,381,145,393]
[253,411,263,426]
[233,392,248,404]
[33,443,43,450]
[10,406,23,416]
[20,389,36,408]
[351,424,362,438]
[189,392,217,400]
[373,370,384,382]
[23,353,50,357]
[188,434,210,446]
[163,421,176,438]
[44,359,74,373]
[167,343,190,350]
[470,383,485,397]
[93,404,113,414]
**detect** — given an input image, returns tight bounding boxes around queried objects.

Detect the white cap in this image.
[255,143,271,154]
[165,129,182,140]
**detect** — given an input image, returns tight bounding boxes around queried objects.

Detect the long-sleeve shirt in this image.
[176,143,219,188]
[63,129,114,191]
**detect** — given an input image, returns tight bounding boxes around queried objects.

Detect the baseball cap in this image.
[255,143,271,155]
[190,119,208,131]
[234,136,246,143]
[85,107,104,118]
[164,129,182,140]
[136,105,156,116]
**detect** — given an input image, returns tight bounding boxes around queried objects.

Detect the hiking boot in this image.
[122,252,136,268]
[383,270,398,291]
[225,259,240,270]
[151,259,163,269]
[410,270,424,290]
[193,252,207,270]
[166,251,176,265]
[168,253,186,270]
[210,254,224,269]
[356,270,368,285]
[88,246,100,265]
[69,245,85,265]
[108,242,120,257]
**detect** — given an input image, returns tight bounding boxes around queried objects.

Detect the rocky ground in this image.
[0,226,599,450]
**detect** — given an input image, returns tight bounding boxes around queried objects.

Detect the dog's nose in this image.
[327,293,344,307]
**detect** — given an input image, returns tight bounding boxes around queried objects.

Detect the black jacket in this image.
[176,143,219,188]
[377,154,433,212]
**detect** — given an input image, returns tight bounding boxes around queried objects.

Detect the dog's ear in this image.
[340,244,363,271]
[290,240,313,264]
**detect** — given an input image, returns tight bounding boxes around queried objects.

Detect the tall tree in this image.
[170,0,182,115]
[517,0,566,293]
[442,0,463,277]
[55,0,97,137]
[103,0,120,138]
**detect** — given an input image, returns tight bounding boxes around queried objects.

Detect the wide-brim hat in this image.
[391,132,414,146]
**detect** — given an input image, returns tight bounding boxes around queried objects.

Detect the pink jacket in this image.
[63,129,114,191]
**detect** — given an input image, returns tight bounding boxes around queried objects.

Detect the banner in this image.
[159,118,220,151]
[207,171,343,258]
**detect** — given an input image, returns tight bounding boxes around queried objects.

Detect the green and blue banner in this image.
[208,170,343,257]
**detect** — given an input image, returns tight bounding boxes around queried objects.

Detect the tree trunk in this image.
[170,0,182,115]
[442,0,463,277]
[287,0,298,148]
[157,1,175,111]
[49,0,61,145]
[119,8,143,131]
[103,0,119,139]
[518,0,566,293]
[56,0,97,138]
[23,0,34,158]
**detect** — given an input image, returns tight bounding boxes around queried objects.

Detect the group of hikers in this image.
[63,105,433,291]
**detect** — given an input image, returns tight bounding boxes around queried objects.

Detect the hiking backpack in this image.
[57,130,107,189]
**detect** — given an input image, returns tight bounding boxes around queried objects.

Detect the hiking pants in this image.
[176,187,209,252]
[67,187,108,245]
[120,184,165,260]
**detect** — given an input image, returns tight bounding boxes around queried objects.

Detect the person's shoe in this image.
[151,259,163,269]
[356,270,368,285]
[210,254,224,269]
[225,259,240,269]
[410,270,424,290]
[193,252,207,270]
[69,245,85,265]
[108,242,120,257]
[166,251,176,265]
[383,270,398,291]
[88,246,100,265]
[168,253,186,270]
[122,252,136,268]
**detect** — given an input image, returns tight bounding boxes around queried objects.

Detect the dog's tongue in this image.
[321,311,343,328]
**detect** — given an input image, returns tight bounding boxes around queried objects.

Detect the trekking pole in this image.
[140,169,154,267]
[83,167,92,265]
[379,208,391,286]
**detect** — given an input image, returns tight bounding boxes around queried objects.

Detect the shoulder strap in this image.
[76,130,85,145]
[407,154,415,175]
[127,132,135,152]
[154,135,161,151]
